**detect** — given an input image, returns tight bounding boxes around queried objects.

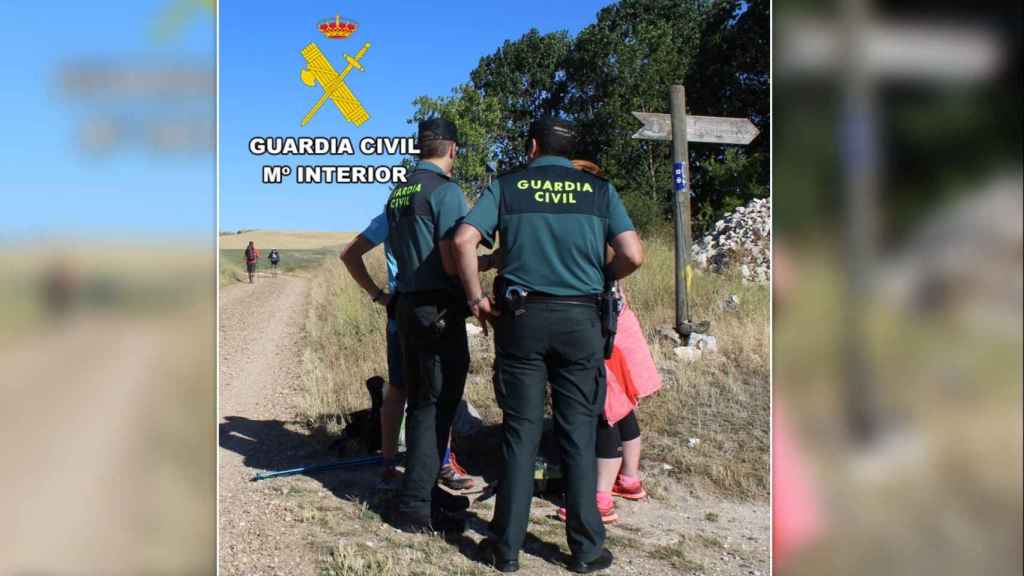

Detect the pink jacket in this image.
[604,303,662,425]
[772,405,823,568]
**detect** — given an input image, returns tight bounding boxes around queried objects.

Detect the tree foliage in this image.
[409,0,769,233]
[409,84,503,197]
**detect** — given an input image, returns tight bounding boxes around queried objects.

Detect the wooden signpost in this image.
[632,85,760,340]
[779,0,1001,443]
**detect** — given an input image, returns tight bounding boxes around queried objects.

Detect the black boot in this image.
[567,548,613,573]
[477,538,519,573]
[390,508,465,535]
[431,485,470,512]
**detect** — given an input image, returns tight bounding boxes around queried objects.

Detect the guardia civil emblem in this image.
[299,14,371,127]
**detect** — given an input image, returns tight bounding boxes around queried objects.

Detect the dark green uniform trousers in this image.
[395,292,469,517]
[492,299,607,562]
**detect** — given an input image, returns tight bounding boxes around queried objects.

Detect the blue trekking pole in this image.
[250,454,384,481]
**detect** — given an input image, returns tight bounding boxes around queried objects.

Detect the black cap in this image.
[527,116,576,155]
[418,118,460,146]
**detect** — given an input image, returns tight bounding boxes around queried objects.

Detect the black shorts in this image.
[597,411,641,459]
[246,262,256,273]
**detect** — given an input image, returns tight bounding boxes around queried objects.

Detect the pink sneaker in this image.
[557,494,619,524]
[612,474,647,500]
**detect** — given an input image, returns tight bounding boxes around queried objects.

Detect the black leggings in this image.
[596,411,641,459]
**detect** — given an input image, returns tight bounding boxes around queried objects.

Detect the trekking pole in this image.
[250,454,384,481]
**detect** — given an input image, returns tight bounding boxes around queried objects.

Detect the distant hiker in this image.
[268,249,280,275]
[43,257,78,317]
[244,241,259,283]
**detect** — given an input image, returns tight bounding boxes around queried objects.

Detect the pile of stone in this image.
[691,198,770,283]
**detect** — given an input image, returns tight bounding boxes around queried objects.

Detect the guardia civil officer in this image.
[385,118,471,533]
[453,117,643,573]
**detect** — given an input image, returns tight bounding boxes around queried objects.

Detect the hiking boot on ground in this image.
[439,453,476,491]
[390,508,466,535]
[477,538,519,573]
[431,485,471,513]
[567,548,614,574]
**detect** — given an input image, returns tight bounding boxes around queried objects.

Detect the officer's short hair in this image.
[419,139,455,159]
[528,116,576,157]
[418,118,460,160]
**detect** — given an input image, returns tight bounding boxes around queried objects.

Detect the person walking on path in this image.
[268,249,280,275]
[244,241,260,284]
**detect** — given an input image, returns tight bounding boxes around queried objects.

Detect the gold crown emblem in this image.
[318,14,358,39]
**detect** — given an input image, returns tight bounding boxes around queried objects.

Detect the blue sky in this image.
[0,1,215,239]
[220,0,615,234]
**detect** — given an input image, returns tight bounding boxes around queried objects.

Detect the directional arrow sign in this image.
[778,18,1002,81]
[632,112,760,144]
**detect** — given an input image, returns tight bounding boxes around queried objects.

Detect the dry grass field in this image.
[219,230,355,250]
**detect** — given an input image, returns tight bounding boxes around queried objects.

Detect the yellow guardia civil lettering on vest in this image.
[388,183,421,209]
[516,178,594,205]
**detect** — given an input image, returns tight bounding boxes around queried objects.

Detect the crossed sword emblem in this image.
[300,42,371,127]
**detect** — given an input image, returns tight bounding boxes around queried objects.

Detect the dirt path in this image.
[2,306,214,574]
[219,275,323,576]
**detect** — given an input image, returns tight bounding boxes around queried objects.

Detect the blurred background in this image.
[0,1,216,574]
[773,0,1021,574]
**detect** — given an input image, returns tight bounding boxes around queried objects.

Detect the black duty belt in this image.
[524,292,599,305]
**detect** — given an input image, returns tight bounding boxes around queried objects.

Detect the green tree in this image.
[566,0,707,231]
[470,29,573,169]
[686,0,769,232]
[408,83,503,198]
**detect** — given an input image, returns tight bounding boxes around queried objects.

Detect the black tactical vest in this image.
[384,166,453,293]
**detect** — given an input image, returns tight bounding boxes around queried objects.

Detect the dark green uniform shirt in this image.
[386,160,468,293]
[463,155,634,296]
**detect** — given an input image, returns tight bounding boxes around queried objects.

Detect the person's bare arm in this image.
[439,239,457,276]
[443,238,494,274]
[453,225,484,301]
[606,230,644,280]
[453,223,499,333]
[340,235,388,305]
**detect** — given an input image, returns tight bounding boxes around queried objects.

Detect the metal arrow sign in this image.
[631,112,760,144]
